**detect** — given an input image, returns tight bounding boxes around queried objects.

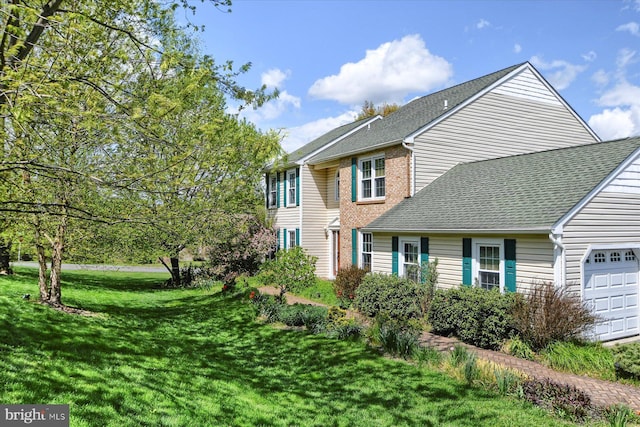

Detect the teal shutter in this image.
[296,228,300,246]
[351,157,357,202]
[352,229,358,266]
[276,173,281,208]
[392,236,399,276]
[283,228,287,249]
[295,168,300,206]
[462,238,472,286]
[504,239,516,292]
[420,237,429,283]
[265,174,269,209]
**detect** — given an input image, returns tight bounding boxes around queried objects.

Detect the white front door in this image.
[584,249,639,341]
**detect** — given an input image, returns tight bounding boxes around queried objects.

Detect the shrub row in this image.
[612,342,640,380]
[428,287,518,350]
[353,273,426,321]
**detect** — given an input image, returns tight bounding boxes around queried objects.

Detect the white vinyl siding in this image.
[413,91,598,191]
[371,234,553,292]
[301,165,330,277]
[562,190,640,296]
[491,68,562,105]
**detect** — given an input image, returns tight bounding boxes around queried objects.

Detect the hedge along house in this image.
[364,137,640,341]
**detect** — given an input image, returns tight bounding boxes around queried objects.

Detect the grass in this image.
[0,267,582,426]
[541,341,617,381]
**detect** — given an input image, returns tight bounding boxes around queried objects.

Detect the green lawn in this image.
[0,268,580,426]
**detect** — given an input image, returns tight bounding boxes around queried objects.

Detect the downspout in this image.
[548,232,566,286]
[401,140,415,197]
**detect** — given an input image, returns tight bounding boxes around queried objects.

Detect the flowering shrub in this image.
[207,214,276,280]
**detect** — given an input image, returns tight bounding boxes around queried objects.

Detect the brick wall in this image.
[338,144,410,268]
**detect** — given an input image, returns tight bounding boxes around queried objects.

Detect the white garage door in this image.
[584,249,639,341]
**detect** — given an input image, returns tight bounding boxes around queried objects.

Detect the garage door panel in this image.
[584,248,639,341]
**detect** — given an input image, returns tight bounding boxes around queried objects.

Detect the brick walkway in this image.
[258,287,640,411]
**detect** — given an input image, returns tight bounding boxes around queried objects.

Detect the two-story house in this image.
[267,62,600,281]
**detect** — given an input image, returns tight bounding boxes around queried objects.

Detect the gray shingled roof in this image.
[308,62,526,164]
[365,137,640,232]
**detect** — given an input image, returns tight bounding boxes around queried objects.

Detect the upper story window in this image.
[286,169,297,207]
[268,174,277,208]
[359,155,385,200]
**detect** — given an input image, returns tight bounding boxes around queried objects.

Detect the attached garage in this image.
[583,249,640,341]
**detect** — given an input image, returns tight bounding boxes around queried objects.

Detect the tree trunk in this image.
[170,256,181,287]
[0,240,12,275]
[34,221,50,301]
[47,217,67,306]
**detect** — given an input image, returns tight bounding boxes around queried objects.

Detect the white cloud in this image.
[280,110,358,153]
[582,51,597,62]
[616,22,640,36]
[476,19,491,29]
[616,48,637,68]
[590,81,640,139]
[308,34,453,105]
[529,56,587,90]
[514,44,522,54]
[261,68,290,89]
[238,69,301,123]
[591,69,610,86]
[588,107,640,140]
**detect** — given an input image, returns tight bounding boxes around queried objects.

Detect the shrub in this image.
[428,287,518,349]
[372,318,420,359]
[353,273,425,322]
[501,336,536,361]
[333,265,368,308]
[207,215,277,280]
[250,293,283,323]
[257,247,317,296]
[511,282,598,351]
[612,342,640,381]
[408,258,439,313]
[521,378,596,423]
[324,306,362,340]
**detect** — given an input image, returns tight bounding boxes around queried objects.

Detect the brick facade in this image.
[338,144,410,268]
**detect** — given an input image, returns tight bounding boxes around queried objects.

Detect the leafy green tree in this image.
[355,100,400,120]
[0,0,281,304]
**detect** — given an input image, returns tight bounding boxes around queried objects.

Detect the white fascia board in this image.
[552,146,640,234]
[404,63,531,144]
[298,116,382,165]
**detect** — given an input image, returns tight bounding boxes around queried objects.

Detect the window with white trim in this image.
[473,240,504,291]
[286,169,297,207]
[359,155,385,200]
[399,238,419,281]
[268,174,277,208]
[361,232,372,271]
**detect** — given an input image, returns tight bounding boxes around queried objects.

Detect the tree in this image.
[355,100,400,120]
[0,0,280,305]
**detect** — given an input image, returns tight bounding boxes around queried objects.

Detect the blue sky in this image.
[184,0,640,153]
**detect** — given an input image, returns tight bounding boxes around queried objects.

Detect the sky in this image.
[181,0,640,153]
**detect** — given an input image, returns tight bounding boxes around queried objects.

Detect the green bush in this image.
[257,247,317,295]
[511,282,597,351]
[250,293,283,322]
[333,265,368,308]
[428,286,518,350]
[353,273,425,321]
[372,318,420,359]
[612,342,640,380]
